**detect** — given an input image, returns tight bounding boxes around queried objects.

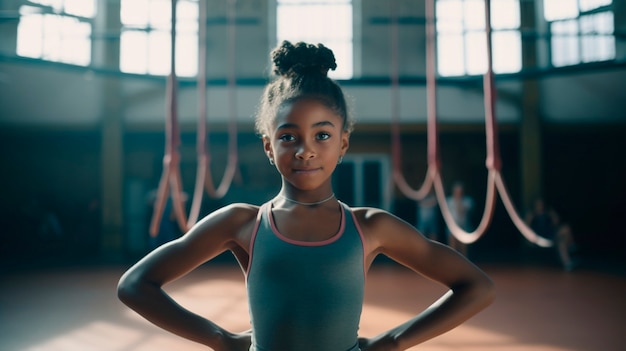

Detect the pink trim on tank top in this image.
[347,207,368,283]
[245,201,368,282]
[267,202,346,246]
[245,205,265,277]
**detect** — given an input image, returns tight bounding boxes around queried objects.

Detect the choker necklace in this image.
[279,193,336,206]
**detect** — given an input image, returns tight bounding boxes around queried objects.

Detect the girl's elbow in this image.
[117,277,133,305]
[117,273,143,306]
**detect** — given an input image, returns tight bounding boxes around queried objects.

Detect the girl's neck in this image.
[279,192,336,206]
[275,186,337,207]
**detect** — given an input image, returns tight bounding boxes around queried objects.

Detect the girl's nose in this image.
[295,140,315,159]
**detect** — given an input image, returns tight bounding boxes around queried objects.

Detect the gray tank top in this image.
[246,201,366,351]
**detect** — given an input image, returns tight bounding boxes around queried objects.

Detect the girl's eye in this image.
[278,134,295,142]
[317,132,331,140]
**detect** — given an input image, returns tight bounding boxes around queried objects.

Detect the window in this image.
[544,0,615,67]
[333,155,392,211]
[276,0,353,79]
[119,0,198,77]
[435,0,522,77]
[16,0,95,66]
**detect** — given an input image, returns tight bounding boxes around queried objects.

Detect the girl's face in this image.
[263,98,349,192]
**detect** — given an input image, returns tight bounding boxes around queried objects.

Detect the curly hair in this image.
[255,41,354,136]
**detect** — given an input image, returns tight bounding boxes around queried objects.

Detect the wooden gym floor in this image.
[1,260,624,351]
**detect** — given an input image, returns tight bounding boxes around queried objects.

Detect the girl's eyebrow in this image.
[313,121,336,128]
[276,120,336,130]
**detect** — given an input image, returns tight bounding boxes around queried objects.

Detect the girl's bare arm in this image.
[356,208,496,351]
[117,203,256,351]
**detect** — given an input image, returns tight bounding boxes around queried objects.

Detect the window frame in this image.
[545,0,615,68]
[435,0,522,77]
[119,0,199,77]
[16,0,95,66]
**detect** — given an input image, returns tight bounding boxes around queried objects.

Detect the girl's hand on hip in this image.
[359,335,399,351]
[217,329,252,351]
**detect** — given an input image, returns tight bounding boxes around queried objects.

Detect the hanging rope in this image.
[390,0,436,201]
[187,0,239,227]
[151,0,239,235]
[391,0,552,247]
[150,0,189,236]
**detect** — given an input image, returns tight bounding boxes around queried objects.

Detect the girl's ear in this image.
[262,135,273,160]
[340,131,350,155]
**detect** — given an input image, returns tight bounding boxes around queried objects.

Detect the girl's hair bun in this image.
[271,41,337,77]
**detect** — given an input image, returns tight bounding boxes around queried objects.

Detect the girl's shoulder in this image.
[186,202,263,260]
[348,205,429,258]
[215,202,261,230]
[348,206,388,220]
[192,202,261,239]
[220,202,261,217]
[348,206,405,234]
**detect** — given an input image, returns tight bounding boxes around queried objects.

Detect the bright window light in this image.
[64,0,96,18]
[492,31,522,73]
[16,1,93,66]
[120,0,150,27]
[119,0,198,77]
[119,31,148,73]
[544,0,578,21]
[464,0,485,31]
[465,31,487,75]
[437,34,465,77]
[546,0,615,67]
[491,0,520,30]
[551,20,579,67]
[579,0,612,12]
[580,12,615,63]
[27,0,95,17]
[16,11,44,58]
[436,0,521,77]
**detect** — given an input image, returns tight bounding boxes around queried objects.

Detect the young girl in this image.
[118,41,495,351]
